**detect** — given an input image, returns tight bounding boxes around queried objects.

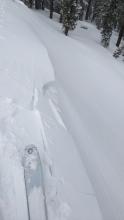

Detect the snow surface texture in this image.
[0,0,124,220]
[0,1,70,219]
[0,0,102,220]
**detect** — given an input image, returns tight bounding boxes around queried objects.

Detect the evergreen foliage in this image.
[92,0,104,29]
[85,0,93,20]
[61,0,79,35]
[35,0,42,9]
[101,0,117,48]
[21,0,124,47]
[50,0,54,18]
[113,44,124,58]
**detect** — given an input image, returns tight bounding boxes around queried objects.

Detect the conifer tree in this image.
[116,24,124,47]
[113,44,124,58]
[101,0,117,47]
[62,0,79,35]
[50,0,54,18]
[116,0,124,47]
[41,0,45,10]
[24,0,33,8]
[92,0,104,29]
[59,10,63,23]
[35,0,42,9]
[59,0,66,23]
[85,0,92,20]
[78,0,85,21]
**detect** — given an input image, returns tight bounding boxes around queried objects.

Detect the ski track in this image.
[0,84,102,220]
[0,93,71,220]
[0,4,71,215]
[0,1,70,218]
[0,1,105,220]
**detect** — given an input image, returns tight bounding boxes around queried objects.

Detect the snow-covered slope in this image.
[29,9,124,220]
[1,0,124,220]
[0,1,102,220]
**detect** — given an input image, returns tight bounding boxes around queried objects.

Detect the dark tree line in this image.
[22,0,124,57]
[23,0,54,18]
[83,0,124,49]
[22,0,80,35]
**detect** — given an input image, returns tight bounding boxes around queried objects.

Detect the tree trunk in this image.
[50,0,54,19]
[79,6,84,21]
[41,0,45,10]
[116,25,124,47]
[59,13,63,23]
[35,0,41,9]
[85,0,92,20]
[26,0,33,8]
[65,26,69,36]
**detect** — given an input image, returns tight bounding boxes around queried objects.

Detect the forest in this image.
[22,0,124,58]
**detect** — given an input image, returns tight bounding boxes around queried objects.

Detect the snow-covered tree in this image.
[113,44,124,58]
[116,0,124,47]
[78,0,85,21]
[101,0,117,47]
[24,0,33,8]
[116,24,124,47]
[50,0,54,18]
[92,0,104,29]
[62,0,79,35]
[85,0,93,20]
[35,0,42,9]
[41,0,45,10]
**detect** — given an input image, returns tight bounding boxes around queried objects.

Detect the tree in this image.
[101,0,117,47]
[78,0,86,21]
[59,9,63,23]
[50,0,54,18]
[85,0,92,20]
[116,0,124,47]
[24,0,33,8]
[116,24,124,47]
[35,0,42,9]
[92,0,104,29]
[62,0,79,35]
[41,0,45,10]
[59,0,64,23]
[113,44,124,58]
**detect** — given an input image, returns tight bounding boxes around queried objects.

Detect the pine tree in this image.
[24,0,33,8]
[59,8,63,23]
[85,0,93,20]
[78,0,85,21]
[113,44,124,58]
[92,0,104,28]
[41,0,45,10]
[116,24,124,47]
[101,0,117,47]
[59,0,64,23]
[116,0,124,47]
[62,0,79,35]
[35,0,42,9]
[50,0,54,18]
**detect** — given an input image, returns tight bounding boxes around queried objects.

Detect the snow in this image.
[30,10,124,220]
[0,0,124,220]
